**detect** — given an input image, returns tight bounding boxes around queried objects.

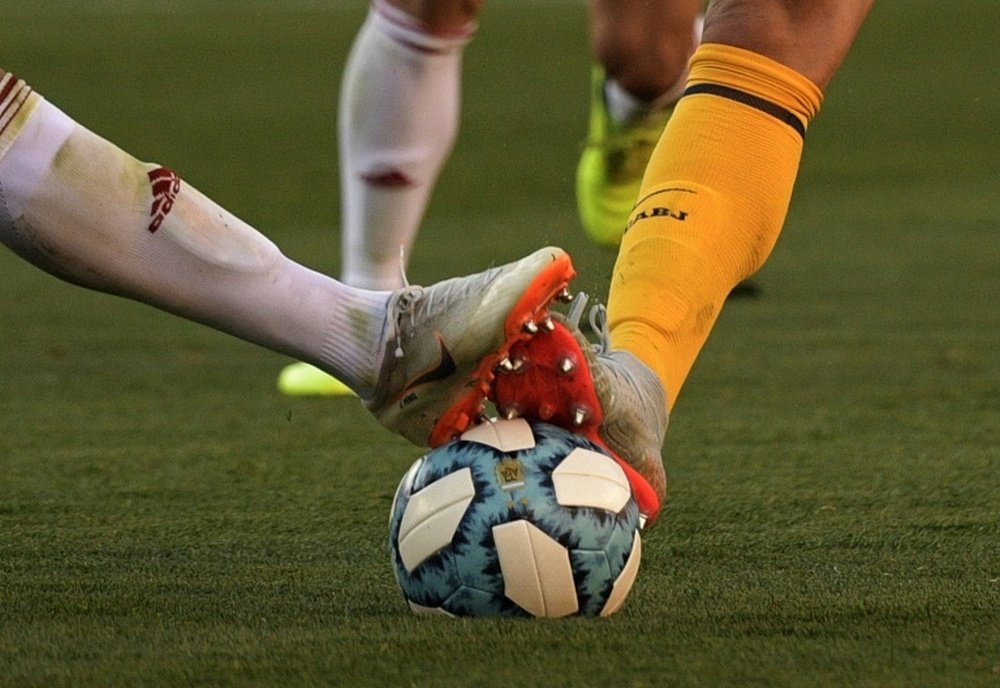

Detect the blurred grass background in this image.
[1,2,998,686]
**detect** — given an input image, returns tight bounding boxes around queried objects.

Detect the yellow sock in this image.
[608,43,823,409]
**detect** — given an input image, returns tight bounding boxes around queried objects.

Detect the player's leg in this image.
[577,0,702,247]
[0,74,388,396]
[339,0,481,289]
[704,0,874,91]
[278,0,481,396]
[610,0,875,406]
[589,0,700,104]
[0,70,574,447]
[495,0,874,523]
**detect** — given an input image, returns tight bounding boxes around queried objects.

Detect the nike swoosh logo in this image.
[403,335,458,391]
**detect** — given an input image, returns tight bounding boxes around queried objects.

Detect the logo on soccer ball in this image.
[495,458,525,491]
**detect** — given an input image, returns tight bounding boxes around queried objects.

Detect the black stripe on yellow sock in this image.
[682,83,806,138]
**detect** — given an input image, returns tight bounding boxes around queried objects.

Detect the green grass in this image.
[2,2,999,686]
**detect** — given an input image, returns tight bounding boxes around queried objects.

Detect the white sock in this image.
[0,76,391,398]
[338,2,475,289]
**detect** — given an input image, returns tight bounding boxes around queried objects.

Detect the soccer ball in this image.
[388,418,642,618]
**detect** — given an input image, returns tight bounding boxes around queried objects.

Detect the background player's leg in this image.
[279,0,479,395]
[577,0,702,246]
[339,0,478,289]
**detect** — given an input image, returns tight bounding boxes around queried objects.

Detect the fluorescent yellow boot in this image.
[576,67,673,248]
[277,362,355,397]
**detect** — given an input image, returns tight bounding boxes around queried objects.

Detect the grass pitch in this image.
[1,2,998,686]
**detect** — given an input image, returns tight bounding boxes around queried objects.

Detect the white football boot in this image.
[365,246,575,448]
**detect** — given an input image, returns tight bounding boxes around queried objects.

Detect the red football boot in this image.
[491,309,669,526]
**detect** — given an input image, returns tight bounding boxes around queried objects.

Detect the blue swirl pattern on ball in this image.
[389,420,641,617]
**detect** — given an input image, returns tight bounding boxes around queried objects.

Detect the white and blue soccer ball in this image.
[388,418,642,618]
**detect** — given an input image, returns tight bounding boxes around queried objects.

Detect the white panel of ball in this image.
[460,417,536,452]
[599,529,643,617]
[397,467,476,572]
[552,447,632,512]
[493,520,579,618]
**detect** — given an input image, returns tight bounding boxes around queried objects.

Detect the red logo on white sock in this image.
[361,169,414,188]
[147,166,181,233]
